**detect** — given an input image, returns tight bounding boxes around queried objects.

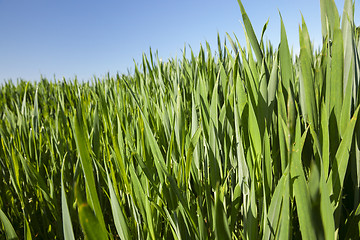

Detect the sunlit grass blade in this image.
[267,50,279,116]
[299,24,318,131]
[61,156,75,240]
[340,61,354,137]
[237,0,263,62]
[0,0,359,238]
[320,0,340,38]
[279,13,292,91]
[263,127,272,203]
[320,163,335,240]
[123,79,167,184]
[291,116,317,240]
[330,29,344,128]
[213,186,231,240]
[73,106,106,230]
[209,79,221,187]
[277,171,290,239]
[341,0,355,93]
[105,165,130,240]
[263,167,287,239]
[185,126,202,186]
[23,213,32,240]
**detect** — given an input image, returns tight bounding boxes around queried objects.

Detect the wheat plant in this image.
[0,0,360,239]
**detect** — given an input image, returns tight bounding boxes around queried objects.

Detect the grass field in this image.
[1,0,360,239]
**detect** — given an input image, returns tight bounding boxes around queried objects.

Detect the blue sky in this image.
[0,0,358,83]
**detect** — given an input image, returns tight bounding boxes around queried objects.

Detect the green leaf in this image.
[279,13,292,91]
[234,90,249,191]
[263,127,272,203]
[291,116,317,240]
[248,98,262,160]
[185,126,202,185]
[320,102,330,178]
[267,51,279,115]
[23,213,32,240]
[106,166,130,240]
[299,15,313,64]
[123,79,167,183]
[244,171,257,240]
[320,0,340,39]
[237,0,263,62]
[76,187,109,240]
[214,186,231,240]
[277,84,288,172]
[320,163,335,240]
[0,208,18,240]
[278,171,290,239]
[73,107,106,230]
[330,28,344,127]
[341,0,355,96]
[263,167,287,239]
[328,106,360,204]
[340,60,353,137]
[343,203,360,239]
[299,26,318,131]
[61,156,75,240]
[92,104,100,159]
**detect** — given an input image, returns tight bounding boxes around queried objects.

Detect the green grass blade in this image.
[106,167,130,240]
[330,28,344,127]
[61,157,75,240]
[248,97,262,161]
[299,26,318,131]
[185,126,202,186]
[340,60,354,137]
[214,186,231,240]
[278,172,290,239]
[320,102,330,178]
[263,127,272,203]
[23,213,32,240]
[328,106,360,204]
[209,79,222,187]
[320,0,340,38]
[234,88,249,191]
[73,107,106,230]
[341,0,355,94]
[299,15,313,64]
[267,50,279,115]
[124,79,167,183]
[75,183,109,240]
[320,164,335,240]
[291,116,317,240]
[92,104,100,159]
[0,208,18,240]
[277,85,288,173]
[279,13,292,91]
[245,172,258,240]
[263,167,287,240]
[343,203,360,239]
[237,0,263,62]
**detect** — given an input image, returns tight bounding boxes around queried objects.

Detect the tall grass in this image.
[1,0,360,239]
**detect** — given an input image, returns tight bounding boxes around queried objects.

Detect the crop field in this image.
[1,0,360,239]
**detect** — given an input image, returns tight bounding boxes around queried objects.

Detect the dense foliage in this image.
[1,0,360,239]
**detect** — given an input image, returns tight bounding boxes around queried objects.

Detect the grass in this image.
[1,0,360,239]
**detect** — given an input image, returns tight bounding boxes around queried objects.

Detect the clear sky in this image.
[0,0,358,83]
